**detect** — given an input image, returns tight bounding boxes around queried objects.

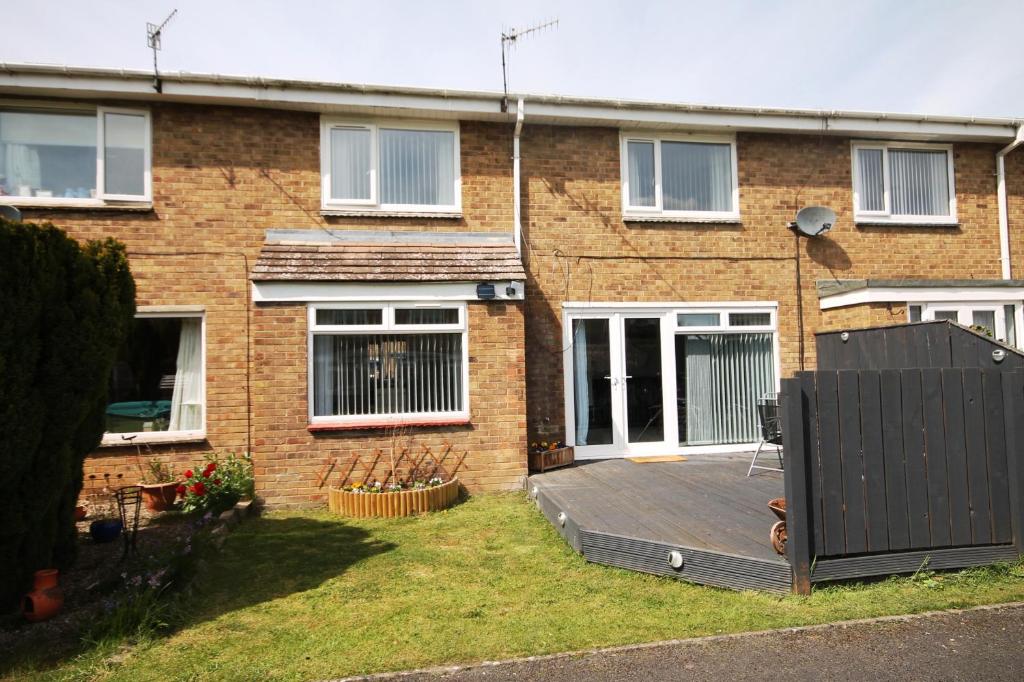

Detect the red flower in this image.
[192,481,206,496]
[213,479,222,486]
[175,484,186,496]
[202,469,210,478]
[184,470,194,479]
[206,462,217,473]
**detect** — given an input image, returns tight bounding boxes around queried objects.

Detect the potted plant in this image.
[138,460,180,512]
[528,440,574,473]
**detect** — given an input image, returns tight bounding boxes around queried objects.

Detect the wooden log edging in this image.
[327,478,460,517]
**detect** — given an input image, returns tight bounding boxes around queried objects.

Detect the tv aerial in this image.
[790,205,836,238]
[147,9,178,93]
[500,18,558,112]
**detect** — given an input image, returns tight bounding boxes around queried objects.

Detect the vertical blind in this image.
[661,141,732,212]
[681,333,774,445]
[313,333,463,417]
[889,149,950,216]
[855,148,885,211]
[330,127,372,200]
[379,129,455,206]
[626,140,656,207]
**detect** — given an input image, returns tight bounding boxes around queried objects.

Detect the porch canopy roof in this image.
[817,278,1024,310]
[250,229,525,303]
[251,229,525,282]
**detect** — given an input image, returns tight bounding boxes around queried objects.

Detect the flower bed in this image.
[528,441,574,473]
[328,478,459,518]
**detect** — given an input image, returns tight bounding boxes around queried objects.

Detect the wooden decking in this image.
[529,455,793,592]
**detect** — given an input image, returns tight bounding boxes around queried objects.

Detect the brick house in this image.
[1,64,1021,506]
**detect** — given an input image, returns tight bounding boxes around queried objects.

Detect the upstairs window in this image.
[621,134,739,220]
[321,119,460,212]
[0,106,151,204]
[852,142,956,224]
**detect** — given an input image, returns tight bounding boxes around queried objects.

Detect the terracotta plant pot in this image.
[89,518,123,543]
[328,479,460,518]
[74,505,87,522]
[22,569,64,623]
[140,481,180,512]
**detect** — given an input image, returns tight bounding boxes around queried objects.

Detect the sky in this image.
[3,0,1023,118]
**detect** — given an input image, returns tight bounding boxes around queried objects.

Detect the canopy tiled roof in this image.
[251,229,525,282]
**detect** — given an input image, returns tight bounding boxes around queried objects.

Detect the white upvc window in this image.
[102,311,206,446]
[852,141,956,224]
[308,302,469,427]
[0,104,152,206]
[320,118,461,213]
[910,301,1021,347]
[620,132,739,221]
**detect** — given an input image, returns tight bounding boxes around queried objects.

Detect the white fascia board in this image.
[820,287,1024,310]
[563,301,778,310]
[253,280,524,303]
[526,103,1018,142]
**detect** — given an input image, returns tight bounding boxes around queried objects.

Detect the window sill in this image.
[3,199,154,212]
[99,432,207,448]
[623,214,742,225]
[321,209,463,219]
[309,417,471,432]
[855,219,959,228]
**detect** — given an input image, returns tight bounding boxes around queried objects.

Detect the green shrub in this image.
[179,453,254,516]
[0,217,135,608]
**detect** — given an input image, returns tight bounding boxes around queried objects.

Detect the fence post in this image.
[782,375,813,594]
[1002,371,1024,557]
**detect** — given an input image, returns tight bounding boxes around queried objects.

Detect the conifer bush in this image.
[0,217,135,608]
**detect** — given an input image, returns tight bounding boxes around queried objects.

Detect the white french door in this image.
[565,312,674,459]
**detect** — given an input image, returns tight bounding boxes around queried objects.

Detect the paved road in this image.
[350,604,1024,682]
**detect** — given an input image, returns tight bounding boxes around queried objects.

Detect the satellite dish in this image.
[793,206,836,238]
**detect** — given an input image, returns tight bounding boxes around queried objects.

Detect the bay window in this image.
[852,142,956,224]
[621,133,739,220]
[321,119,460,212]
[0,105,151,204]
[309,303,469,426]
[104,312,205,445]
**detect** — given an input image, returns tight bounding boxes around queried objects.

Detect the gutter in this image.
[997,125,1024,279]
[513,98,525,256]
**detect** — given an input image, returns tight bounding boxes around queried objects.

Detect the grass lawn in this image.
[8,492,1024,681]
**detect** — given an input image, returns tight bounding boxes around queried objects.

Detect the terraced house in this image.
[1,64,1022,506]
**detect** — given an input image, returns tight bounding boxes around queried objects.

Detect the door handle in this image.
[603,376,618,386]
[623,375,633,380]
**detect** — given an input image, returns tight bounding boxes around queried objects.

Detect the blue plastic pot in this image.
[89,519,123,543]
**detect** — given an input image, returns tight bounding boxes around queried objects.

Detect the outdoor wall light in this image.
[556,511,567,527]
[531,485,539,497]
[993,349,1007,363]
[840,331,850,342]
[667,550,684,570]
[476,283,496,300]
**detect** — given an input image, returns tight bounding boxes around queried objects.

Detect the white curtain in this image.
[662,141,732,212]
[682,333,774,445]
[856,148,885,211]
[379,129,454,205]
[330,127,372,200]
[627,141,656,207]
[890,149,949,216]
[168,318,203,431]
[3,144,41,192]
[572,321,590,445]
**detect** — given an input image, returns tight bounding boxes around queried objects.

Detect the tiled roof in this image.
[251,230,525,282]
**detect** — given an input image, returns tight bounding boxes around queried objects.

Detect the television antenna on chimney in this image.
[147,9,178,93]
[500,18,558,112]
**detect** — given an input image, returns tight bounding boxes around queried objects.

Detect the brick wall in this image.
[12,99,521,503]
[520,125,1013,441]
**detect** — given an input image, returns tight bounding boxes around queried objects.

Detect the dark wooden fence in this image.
[781,368,1024,593]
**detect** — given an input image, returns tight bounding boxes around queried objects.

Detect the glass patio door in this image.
[568,313,669,458]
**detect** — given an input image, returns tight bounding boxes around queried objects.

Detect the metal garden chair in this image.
[747,393,783,476]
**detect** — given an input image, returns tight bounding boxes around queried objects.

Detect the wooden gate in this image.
[781,368,1024,593]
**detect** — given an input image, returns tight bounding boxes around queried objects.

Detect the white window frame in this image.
[620,132,740,221]
[307,301,470,427]
[0,102,152,207]
[320,118,462,213]
[912,301,1022,346]
[101,310,206,447]
[851,141,957,225]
